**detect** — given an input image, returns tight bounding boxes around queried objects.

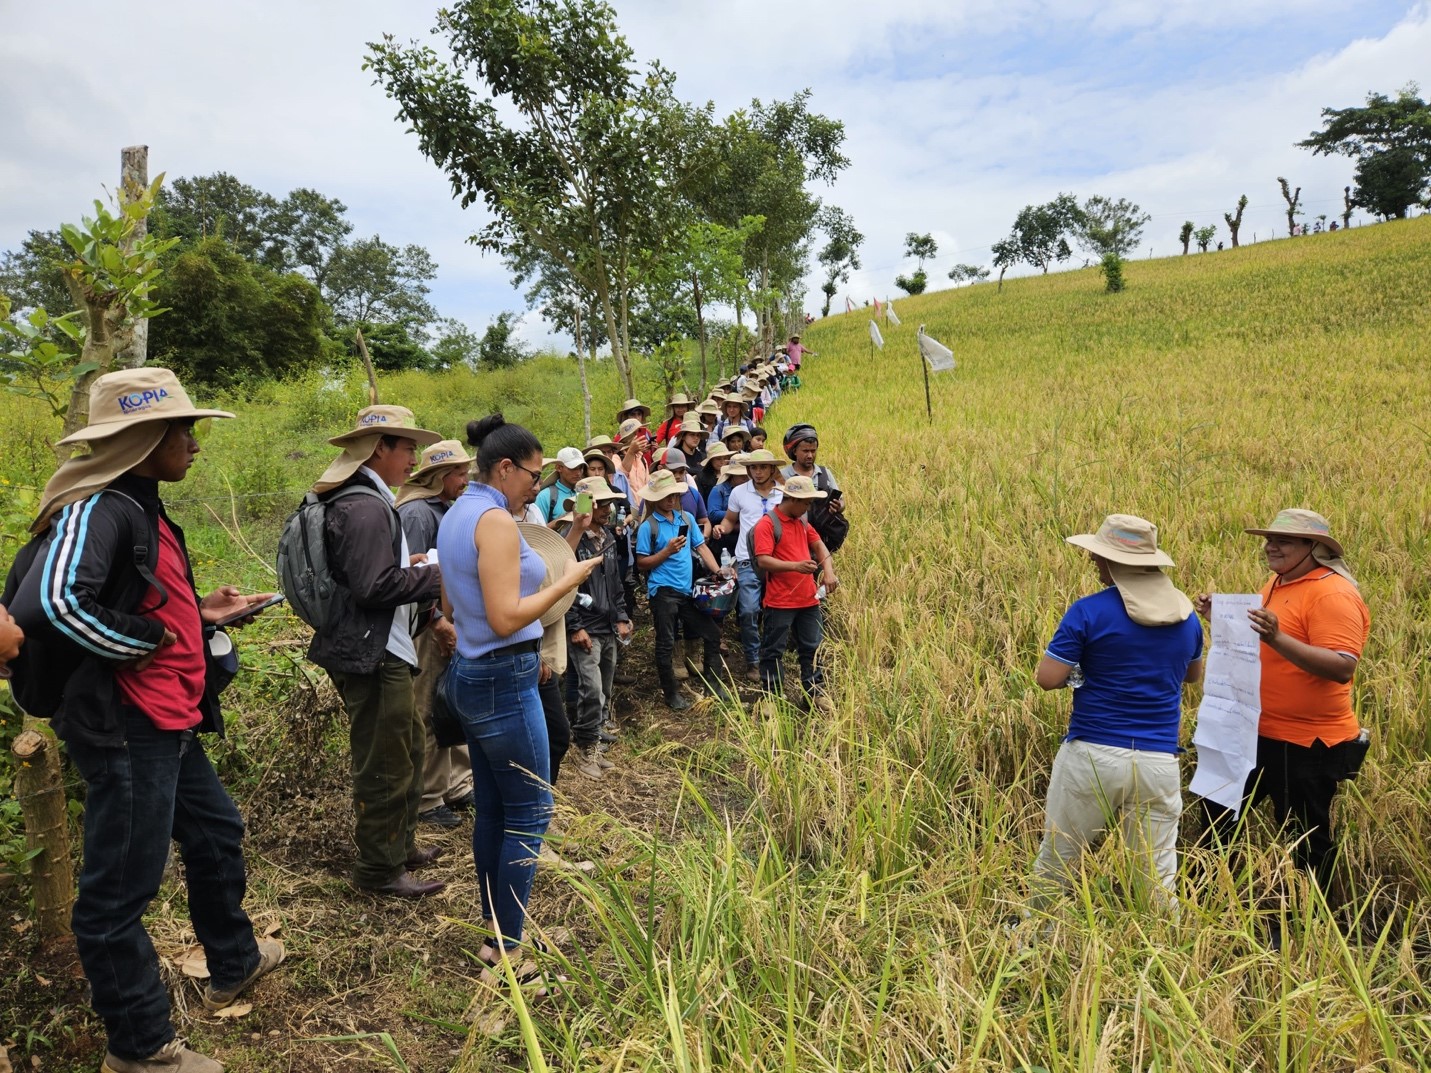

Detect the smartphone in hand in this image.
[213,594,285,628]
[575,492,594,514]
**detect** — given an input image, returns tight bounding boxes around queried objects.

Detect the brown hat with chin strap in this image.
[316,405,441,493]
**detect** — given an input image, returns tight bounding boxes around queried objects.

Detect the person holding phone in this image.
[439,413,601,981]
[634,470,732,710]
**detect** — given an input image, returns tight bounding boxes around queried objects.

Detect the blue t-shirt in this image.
[1045,586,1204,753]
[635,509,704,596]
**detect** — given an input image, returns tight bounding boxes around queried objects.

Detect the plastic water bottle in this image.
[815,584,827,601]
[1067,663,1085,689]
[720,548,734,570]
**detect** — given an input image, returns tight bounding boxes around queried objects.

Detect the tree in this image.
[991,237,1018,291]
[1342,186,1355,229]
[1223,195,1248,248]
[1277,177,1303,235]
[903,232,938,269]
[149,237,328,388]
[1075,196,1148,258]
[815,206,862,318]
[476,311,529,369]
[1010,194,1081,274]
[264,187,353,292]
[893,269,927,296]
[429,317,481,369]
[947,263,990,285]
[325,236,437,328]
[366,0,690,398]
[0,230,73,322]
[336,320,434,372]
[669,216,763,393]
[1194,225,1217,253]
[152,173,276,259]
[1179,221,1194,255]
[1298,87,1431,220]
[1097,252,1124,293]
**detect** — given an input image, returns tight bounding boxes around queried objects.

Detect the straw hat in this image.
[515,521,579,627]
[56,367,234,446]
[408,439,473,480]
[616,398,650,421]
[329,405,441,448]
[1065,514,1174,568]
[1244,508,1344,558]
[665,392,696,414]
[639,469,687,503]
[781,475,828,500]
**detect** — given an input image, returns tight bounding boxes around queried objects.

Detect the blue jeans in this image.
[450,649,552,950]
[735,559,764,665]
[66,707,259,1060]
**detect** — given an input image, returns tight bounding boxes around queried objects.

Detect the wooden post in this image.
[12,728,75,941]
[353,328,380,405]
[116,145,150,370]
[573,303,592,443]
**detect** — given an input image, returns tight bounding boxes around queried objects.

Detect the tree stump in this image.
[12,728,75,940]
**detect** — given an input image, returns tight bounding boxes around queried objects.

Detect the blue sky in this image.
[1,1,1427,349]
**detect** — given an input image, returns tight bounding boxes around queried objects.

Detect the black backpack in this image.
[745,510,784,579]
[806,468,849,554]
[1,491,165,719]
[276,485,395,629]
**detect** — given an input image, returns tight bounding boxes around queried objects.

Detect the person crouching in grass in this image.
[751,475,838,712]
[634,470,733,710]
[1030,515,1204,909]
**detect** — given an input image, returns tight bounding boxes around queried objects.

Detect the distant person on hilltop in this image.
[1030,515,1204,908]
[1195,509,1371,905]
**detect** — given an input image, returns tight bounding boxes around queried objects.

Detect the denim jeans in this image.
[450,649,551,950]
[67,707,259,1060]
[759,604,824,699]
[735,559,764,665]
[649,588,723,700]
[568,633,619,747]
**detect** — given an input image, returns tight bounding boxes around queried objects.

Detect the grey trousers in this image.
[567,633,619,748]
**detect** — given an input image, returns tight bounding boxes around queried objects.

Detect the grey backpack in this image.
[276,485,394,629]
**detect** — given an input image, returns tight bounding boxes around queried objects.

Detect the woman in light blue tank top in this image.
[436,415,601,974]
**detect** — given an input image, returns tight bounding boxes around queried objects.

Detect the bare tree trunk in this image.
[1342,186,1354,229]
[1278,177,1302,236]
[692,274,707,397]
[116,145,150,370]
[732,293,744,378]
[13,726,75,941]
[573,304,591,443]
[57,276,121,456]
[353,328,380,405]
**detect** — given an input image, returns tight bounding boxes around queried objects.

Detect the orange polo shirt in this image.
[1257,569,1369,747]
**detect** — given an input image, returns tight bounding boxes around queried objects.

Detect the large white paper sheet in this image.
[1188,594,1262,815]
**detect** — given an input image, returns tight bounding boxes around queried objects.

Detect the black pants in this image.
[1200,734,1368,896]
[538,671,570,786]
[649,588,723,699]
[760,604,824,699]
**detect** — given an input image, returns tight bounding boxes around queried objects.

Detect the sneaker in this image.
[202,938,286,1011]
[102,1039,222,1073]
[418,804,462,829]
[597,728,619,745]
[572,747,605,780]
[447,793,474,812]
[744,666,761,683]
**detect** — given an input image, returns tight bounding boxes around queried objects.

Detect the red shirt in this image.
[116,519,206,730]
[752,507,821,609]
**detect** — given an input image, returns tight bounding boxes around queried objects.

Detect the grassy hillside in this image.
[2,219,1429,1071]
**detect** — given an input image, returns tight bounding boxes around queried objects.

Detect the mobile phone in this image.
[575,492,593,514]
[677,521,689,539]
[213,594,285,628]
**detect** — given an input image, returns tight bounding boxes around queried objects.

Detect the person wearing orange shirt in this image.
[1196,509,1371,896]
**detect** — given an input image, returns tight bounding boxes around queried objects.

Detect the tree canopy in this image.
[1298,86,1431,219]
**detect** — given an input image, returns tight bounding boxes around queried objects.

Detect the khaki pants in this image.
[413,628,473,812]
[1031,738,1182,907]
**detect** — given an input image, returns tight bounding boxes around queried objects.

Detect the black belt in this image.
[480,639,540,660]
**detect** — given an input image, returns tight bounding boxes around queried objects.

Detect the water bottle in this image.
[1067,663,1085,689]
[720,549,734,569]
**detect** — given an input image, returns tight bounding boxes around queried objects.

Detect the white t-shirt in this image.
[725,481,784,562]
[359,466,420,668]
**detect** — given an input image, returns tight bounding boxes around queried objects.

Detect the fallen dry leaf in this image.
[174,945,210,979]
[213,1002,252,1019]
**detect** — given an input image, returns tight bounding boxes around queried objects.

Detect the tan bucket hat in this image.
[586,434,616,451]
[677,413,704,435]
[409,439,473,479]
[696,400,720,418]
[617,417,645,443]
[329,405,441,448]
[639,469,687,503]
[56,368,234,446]
[702,443,732,466]
[515,521,579,627]
[665,392,696,414]
[1065,514,1174,567]
[1244,508,1344,558]
[565,476,627,507]
[741,449,781,468]
[718,461,748,482]
[616,398,650,422]
[781,475,828,500]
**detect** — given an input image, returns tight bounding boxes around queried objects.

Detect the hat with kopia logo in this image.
[56,367,234,446]
[780,474,828,500]
[617,417,645,443]
[638,468,687,503]
[329,405,441,448]
[408,439,474,480]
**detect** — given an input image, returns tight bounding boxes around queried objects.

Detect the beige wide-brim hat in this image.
[408,439,473,480]
[781,475,828,500]
[717,462,748,483]
[616,398,651,421]
[741,449,781,468]
[560,476,628,513]
[329,405,442,448]
[1066,514,1174,568]
[56,368,234,446]
[639,470,687,503]
[696,401,720,417]
[702,443,732,466]
[677,414,704,435]
[586,434,616,451]
[665,392,696,414]
[1244,508,1344,558]
[516,522,579,627]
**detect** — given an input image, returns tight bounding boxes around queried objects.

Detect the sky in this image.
[1,1,1427,349]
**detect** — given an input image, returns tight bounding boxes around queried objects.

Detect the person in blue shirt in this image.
[532,447,586,525]
[1030,515,1205,908]
[634,470,733,710]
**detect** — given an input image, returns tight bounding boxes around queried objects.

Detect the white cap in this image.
[555,446,586,469]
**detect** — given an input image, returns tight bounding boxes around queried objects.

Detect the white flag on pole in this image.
[886,302,901,326]
[917,325,955,372]
[868,320,884,349]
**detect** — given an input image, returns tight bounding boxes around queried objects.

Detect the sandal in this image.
[476,941,568,998]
